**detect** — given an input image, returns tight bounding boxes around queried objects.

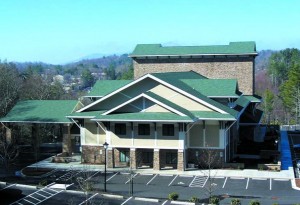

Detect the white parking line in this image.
[1,183,16,190]
[106,172,118,182]
[270,178,272,190]
[162,200,168,205]
[125,173,138,184]
[121,196,133,205]
[202,176,209,187]
[168,175,178,186]
[222,177,228,188]
[245,178,249,189]
[146,174,158,185]
[86,171,101,181]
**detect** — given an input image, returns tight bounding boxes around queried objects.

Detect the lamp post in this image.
[103,142,109,192]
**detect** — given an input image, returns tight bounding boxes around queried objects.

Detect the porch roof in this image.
[0,100,78,124]
[85,80,132,97]
[91,112,193,122]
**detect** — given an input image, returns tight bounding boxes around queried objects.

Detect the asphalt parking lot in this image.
[2,168,300,204]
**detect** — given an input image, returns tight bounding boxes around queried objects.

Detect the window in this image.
[115,123,126,135]
[162,124,175,136]
[120,150,129,162]
[166,152,177,164]
[142,152,153,163]
[138,124,150,135]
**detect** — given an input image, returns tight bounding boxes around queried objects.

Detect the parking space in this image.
[272,178,292,191]
[108,172,130,184]
[202,177,225,190]
[170,175,194,187]
[247,178,269,190]
[147,174,174,186]
[222,177,248,190]
[131,173,154,184]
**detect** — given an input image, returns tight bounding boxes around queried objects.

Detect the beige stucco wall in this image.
[133,57,254,95]
[206,124,219,147]
[84,122,105,145]
[156,124,179,147]
[189,121,220,148]
[189,123,204,147]
[133,123,155,147]
[110,122,132,147]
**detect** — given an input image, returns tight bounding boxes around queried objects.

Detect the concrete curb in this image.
[170,201,195,205]
[101,193,124,199]
[0,181,7,186]
[135,197,159,202]
[15,184,37,189]
[291,178,300,190]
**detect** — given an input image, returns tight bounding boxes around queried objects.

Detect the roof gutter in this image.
[129,53,258,58]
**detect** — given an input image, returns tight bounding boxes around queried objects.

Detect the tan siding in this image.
[150,84,212,111]
[189,123,204,147]
[170,94,212,111]
[144,104,170,112]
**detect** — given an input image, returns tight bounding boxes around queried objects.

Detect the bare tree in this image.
[0,62,22,117]
[197,146,221,204]
[0,127,19,172]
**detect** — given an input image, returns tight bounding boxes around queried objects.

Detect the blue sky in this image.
[0,0,299,64]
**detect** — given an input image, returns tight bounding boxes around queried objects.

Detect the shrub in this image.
[168,192,179,201]
[249,200,260,205]
[231,198,241,205]
[272,203,279,205]
[189,196,200,203]
[210,196,220,205]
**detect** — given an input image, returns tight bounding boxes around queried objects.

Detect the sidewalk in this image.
[27,155,295,180]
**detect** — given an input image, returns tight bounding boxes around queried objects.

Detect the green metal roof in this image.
[192,111,235,120]
[85,80,132,97]
[234,96,251,108]
[181,79,238,97]
[243,95,262,103]
[92,112,193,122]
[67,111,106,118]
[130,42,257,57]
[0,100,78,123]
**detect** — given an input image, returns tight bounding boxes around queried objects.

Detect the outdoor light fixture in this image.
[103,142,109,192]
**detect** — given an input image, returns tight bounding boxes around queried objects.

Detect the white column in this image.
[80,127,85,145]
[131,122,134,147]
[219,122,225,149]
[203,121,206,146]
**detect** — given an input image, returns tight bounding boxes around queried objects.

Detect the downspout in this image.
[70,118,81,128]
[225,120,237,162]
[1,122,10,130]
